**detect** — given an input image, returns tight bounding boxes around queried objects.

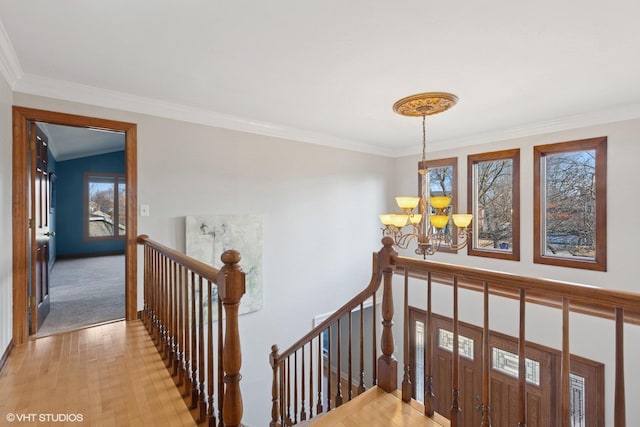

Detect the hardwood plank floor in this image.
[304,386,450,427]
[0,320,195,426]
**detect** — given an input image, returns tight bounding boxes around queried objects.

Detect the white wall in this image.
[391,118,640,425]
[9,91,640,424]
[0,76,12,357]
[12,92,394,426]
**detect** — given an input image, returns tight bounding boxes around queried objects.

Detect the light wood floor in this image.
[0,320,196,427]
[304,386,450,427]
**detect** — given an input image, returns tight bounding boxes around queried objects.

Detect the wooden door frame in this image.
[12,106,138,344]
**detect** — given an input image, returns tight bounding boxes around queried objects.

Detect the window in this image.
[570,373,586,427]
[534,137,606,271]
[438,328,474,360]
[492,346,541,386]
[414,320,425,399]
[467,149,520,260]
[418,157,458,252]
[85,173,126,240]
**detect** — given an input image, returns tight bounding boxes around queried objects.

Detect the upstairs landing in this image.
[0,320,195,426]
[301,386,450,427]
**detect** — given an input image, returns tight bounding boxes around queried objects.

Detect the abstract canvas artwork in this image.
[185,214,263,317]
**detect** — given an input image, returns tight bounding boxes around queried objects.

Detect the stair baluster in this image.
[517,289,527,427]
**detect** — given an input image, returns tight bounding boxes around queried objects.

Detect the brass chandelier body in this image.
[380,92,473,258]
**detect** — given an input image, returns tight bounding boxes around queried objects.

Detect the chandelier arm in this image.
[448,228,472,251]
[381,226,420,250]
[395,230,420,249]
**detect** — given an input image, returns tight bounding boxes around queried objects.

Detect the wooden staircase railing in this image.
[271,237,640,426]
[394,254,640,427]
[269,237,397,426]
[137,235,245,427]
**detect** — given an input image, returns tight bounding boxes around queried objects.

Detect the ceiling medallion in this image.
[392,92,458,117]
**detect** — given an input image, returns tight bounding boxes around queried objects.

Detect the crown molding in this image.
[14,73,396,157]
[0,19,22,89]
[11,73,640,159]
[396,103,640,157]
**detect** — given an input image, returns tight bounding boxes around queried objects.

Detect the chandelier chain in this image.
[422,115,427,161]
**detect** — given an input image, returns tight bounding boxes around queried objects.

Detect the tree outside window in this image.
[85,174,126,239]
[419,157,458,252]
[468,149,520,261]
[534,137,606,271]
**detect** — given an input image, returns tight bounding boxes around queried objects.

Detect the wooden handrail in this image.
[137,234,220,282]
[138,234,245,427]
[275,252,383,362]
[395,256,640,310]
[396,260,640,324]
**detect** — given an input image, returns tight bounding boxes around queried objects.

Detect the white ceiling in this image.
[2,1,640,157]
[37,122,124,161]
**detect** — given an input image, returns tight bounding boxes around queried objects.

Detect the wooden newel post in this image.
[377,236,398,393]
[218,250,246,427]
[269,345,282,427]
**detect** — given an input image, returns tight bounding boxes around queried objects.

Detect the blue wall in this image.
[55,151,126,257]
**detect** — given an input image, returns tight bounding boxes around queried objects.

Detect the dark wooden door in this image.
[431,316,483,427]
[29,123,51,333]
[409,307,604,426]
[488,336,552,427]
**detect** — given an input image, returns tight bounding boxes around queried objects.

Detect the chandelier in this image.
[379,92,473,258]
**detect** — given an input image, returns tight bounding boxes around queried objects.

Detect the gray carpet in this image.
[37,255,125,336]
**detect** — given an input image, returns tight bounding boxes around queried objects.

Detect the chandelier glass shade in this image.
[380,92,473,258]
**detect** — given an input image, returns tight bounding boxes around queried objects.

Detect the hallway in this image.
[0,321,195,426]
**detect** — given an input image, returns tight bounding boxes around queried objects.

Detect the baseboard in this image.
[56,251,125,260]
[0,339,15,374]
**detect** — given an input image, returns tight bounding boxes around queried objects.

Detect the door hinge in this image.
[28,218,34,228]
[29,296,36,308]
[29,137,35,152]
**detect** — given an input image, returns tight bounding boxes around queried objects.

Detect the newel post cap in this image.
[221,249,241,265]
[218,249,246,301]
[379,237,398,272]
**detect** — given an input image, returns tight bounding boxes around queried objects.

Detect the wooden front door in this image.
[488,336,552,426]
[431,315,483,426]
[29,123,51,333]
[409,307,604,426]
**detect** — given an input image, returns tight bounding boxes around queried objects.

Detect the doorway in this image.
[35,122,127,336]
[12,106,138,344]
